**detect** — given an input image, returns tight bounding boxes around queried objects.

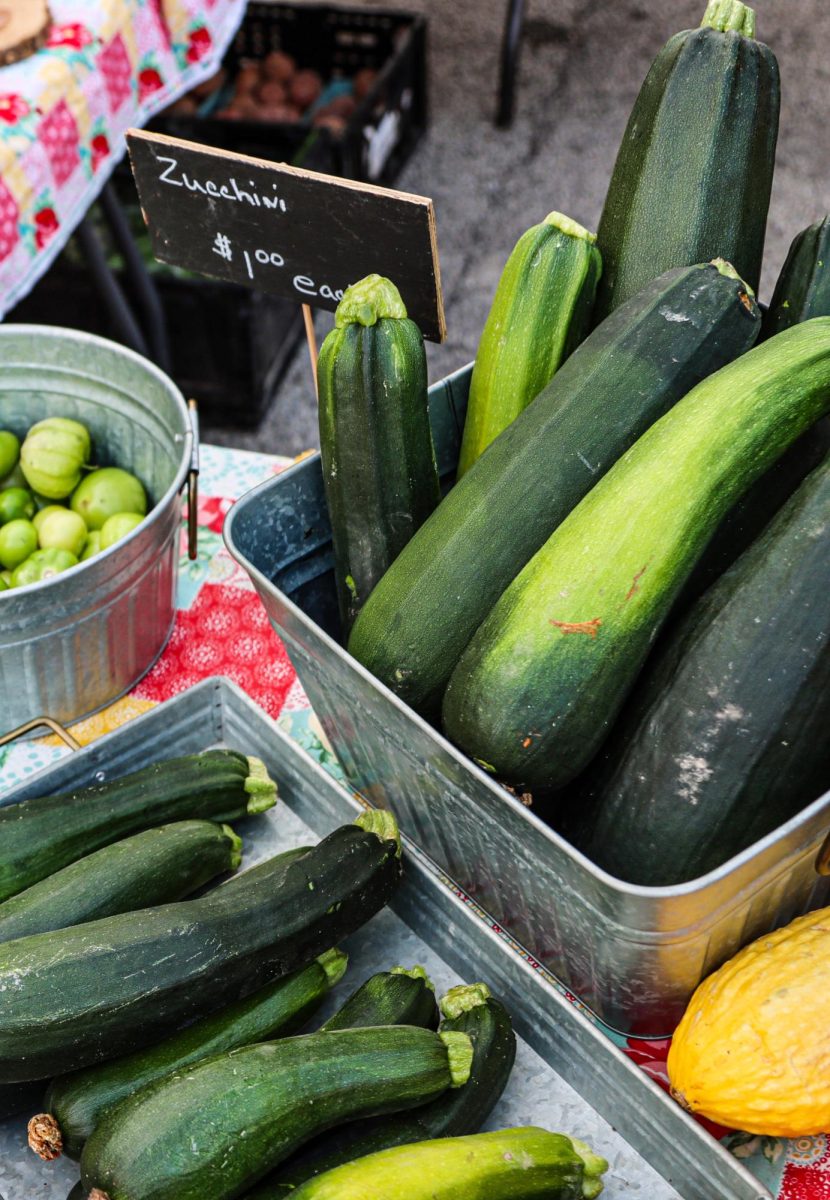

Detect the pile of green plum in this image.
[0,417,148,591]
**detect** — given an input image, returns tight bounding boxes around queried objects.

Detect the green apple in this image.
[100,511,145,550]
[71,467,147,531]
[11,547,78,587]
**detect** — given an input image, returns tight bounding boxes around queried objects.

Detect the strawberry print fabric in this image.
[0,0,247,317]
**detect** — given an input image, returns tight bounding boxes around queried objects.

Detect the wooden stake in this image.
[303,304,319,399]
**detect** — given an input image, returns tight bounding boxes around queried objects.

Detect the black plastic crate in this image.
[9,250,303,431]
[150,2,427,186]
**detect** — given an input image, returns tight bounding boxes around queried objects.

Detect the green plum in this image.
[0,487,35,524]
[11,547,78,587]
[37,508,88,557]
[80,531,102,561]
[20,417,91,499]
[0,431,19,479]
[100,511,145,550]
[71,467,147,531]
[0,519,38,570]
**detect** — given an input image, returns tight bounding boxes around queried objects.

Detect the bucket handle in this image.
[186,398,199,562]
[0,716,81,751]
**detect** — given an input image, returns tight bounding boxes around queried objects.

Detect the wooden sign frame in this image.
[127,129,446,343]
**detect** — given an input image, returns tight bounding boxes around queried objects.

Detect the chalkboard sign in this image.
[127,130,446,342]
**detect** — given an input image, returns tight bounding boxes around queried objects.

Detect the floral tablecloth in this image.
[0,441,825,1199]
[0,0,246,317]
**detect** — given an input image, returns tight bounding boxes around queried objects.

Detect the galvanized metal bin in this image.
[0,678,771,1200]
[225,363,830,1036]
[0,326,193,733]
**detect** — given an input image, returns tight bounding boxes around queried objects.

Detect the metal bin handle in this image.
[0,716,82,751]
[187,398,200,563]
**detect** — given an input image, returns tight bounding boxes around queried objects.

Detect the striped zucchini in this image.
[268,1128,608,1200]
[594,0,779,318]
[0,821,241,945]
[79,1026,474,1200]
[321,965,437,1031]
[349,261,760,717]
[0,813,401,1083]
[458,213,601,475]
[0,749,275,904]
[32,950,348,1162]
[443,319,830,792]
[260,982,516,1193]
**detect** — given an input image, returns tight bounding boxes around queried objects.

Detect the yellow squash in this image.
[667,906,830,1136]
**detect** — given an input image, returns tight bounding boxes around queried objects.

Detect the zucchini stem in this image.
[221,824,244,872]
[543,211,597,244]
[243,756,278,814]
[317,946,349,987]
[569,1136,610,1198]
[390,964,434,989]
[27,1112,63,1161]
[355,809,402,856]
[334,274,408,328]
[700,0,756,38]
[439,981,491,1018]
[439,1030,474,1088]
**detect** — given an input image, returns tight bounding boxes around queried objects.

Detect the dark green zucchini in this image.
[0,812,401,1083]
[0,749,275,904]
[321,965,438,1031]
[593,0,779,320]
[763,216,830,339]
[443,319,830,793]
[457,212,601,475]
[0,821,241,945]
[259,1129,608,1200]
[318,274,440,635]
[684,214,830,600]
[348,261,760,717]
[560,454,830,885]
[80,1026,474,1200]
[256,982,516,1194]
[32,950,348,1163]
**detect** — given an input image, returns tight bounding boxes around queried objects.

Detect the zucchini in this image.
[0,820,241,945]
[0,811,401,1083]
[763,216,830,339]
[349,261,760,717]
[320,965,438,1031]
[0,749,275,904]
[258,1128,608,1200]
[686,215,830,599]
[561,454,830,885]
[457,213,601,476]
[79,1025,474,1200]
[32,950,348,1162]
[593,0,779,320]
[443,319,830,793]
[258,982,516,1193]
[318,274,440,635]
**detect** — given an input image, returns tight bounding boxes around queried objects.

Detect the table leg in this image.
[496,0,526,128]
[98,182,172,374]
[74,216,150,359]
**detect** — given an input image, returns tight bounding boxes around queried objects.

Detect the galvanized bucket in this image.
[225,361,830,1036]
[0,325,193,733]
